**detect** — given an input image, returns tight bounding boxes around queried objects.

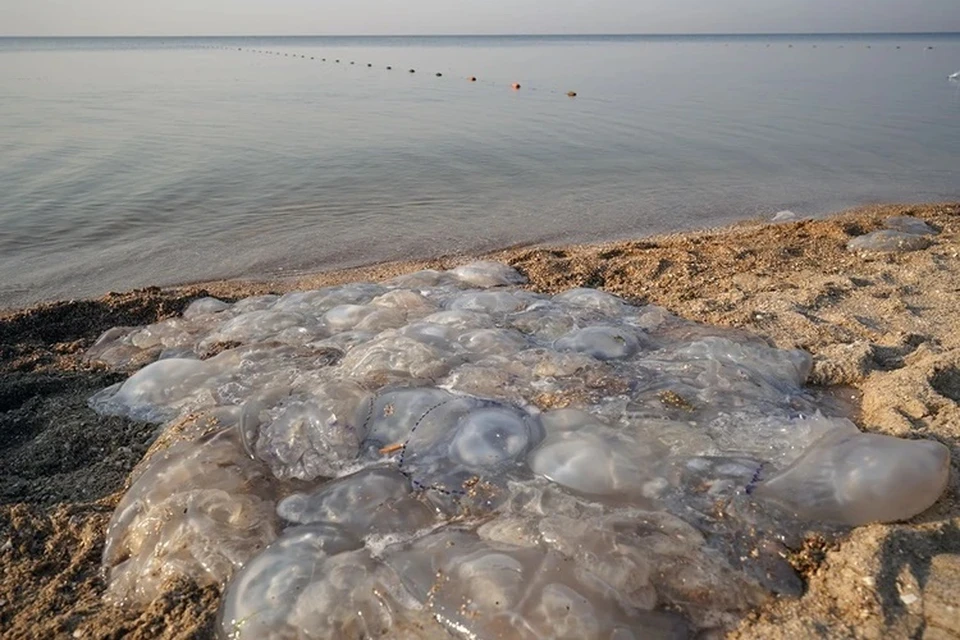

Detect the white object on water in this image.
[949,70,960,80]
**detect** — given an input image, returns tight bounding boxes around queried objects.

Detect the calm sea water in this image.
[1,34,958,308]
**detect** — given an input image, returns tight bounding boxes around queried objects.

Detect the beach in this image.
[1,201,959,639]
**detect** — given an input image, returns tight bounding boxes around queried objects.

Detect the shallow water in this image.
[1,33,959,307]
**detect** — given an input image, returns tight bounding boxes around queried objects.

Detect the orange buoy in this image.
[566,91,577,97]
[511,82,521,90]
[468,76,477,82]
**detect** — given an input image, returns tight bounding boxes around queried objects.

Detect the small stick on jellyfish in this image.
[379,442,405,455]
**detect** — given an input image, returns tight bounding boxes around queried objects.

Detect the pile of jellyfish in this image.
[86,261,949,639]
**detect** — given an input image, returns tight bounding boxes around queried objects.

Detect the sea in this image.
[1,33,958,308]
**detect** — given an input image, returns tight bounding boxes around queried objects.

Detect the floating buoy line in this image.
[199,44,582,97]
[200,41,948,98]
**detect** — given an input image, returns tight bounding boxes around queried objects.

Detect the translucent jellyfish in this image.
[632,337,814,415]
[457,328,530,356]
[89,357,214,422]
[553,287,628,316]
[884,215,937,236]
[339,329,462,383]
[86,260,948,636]
[387,529,689,639]
[450,261,527,287]
[241,380,373,481]
[128,318,196,351]
[86,326,144,368]
[361,386,455,452]
[274,283,386,314]
[369,289,437,315]
[276,467,436,534]
[671,337,812,389]
[554,325,644,360]
[218,524,414,640]
[396,394,544,502]
[704,413,856,468]
[183,296,231,319]
[383,268,456,289]
[753,430,950,525]
[199,309,314,350]
[419,308,494,330]
[310,329,376,353]
[322,303,407,333]
[447,290,531,314]
[231,294,279,313]
[200,343,342,407]
[509,303,578,340]
[528,410,665,497]
[103,427,278,604]
[847,230,932,252]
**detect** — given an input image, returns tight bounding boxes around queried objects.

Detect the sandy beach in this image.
[2,201,959,639]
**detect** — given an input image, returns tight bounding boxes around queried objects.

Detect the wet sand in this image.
[1,202,959,639]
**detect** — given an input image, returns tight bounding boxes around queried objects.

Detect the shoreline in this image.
[1,201,959,638]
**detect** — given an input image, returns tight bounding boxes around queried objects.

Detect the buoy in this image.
[336,59,340,63]
[409,69,415,73]
[511,82,521,90]
[386,66,392,70]
[367,63,372,67]
[436,72,442,77]
[350,61,355,64]
[468,76,477,82]
[566,91,577,97]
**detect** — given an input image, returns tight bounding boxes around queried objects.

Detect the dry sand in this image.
[1,202,959,639]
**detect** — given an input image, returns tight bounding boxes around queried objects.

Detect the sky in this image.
[2,0,959,36]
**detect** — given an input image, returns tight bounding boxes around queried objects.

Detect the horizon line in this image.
[2,30,960,38]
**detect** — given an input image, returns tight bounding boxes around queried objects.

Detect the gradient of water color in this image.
[1,34,958,307]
